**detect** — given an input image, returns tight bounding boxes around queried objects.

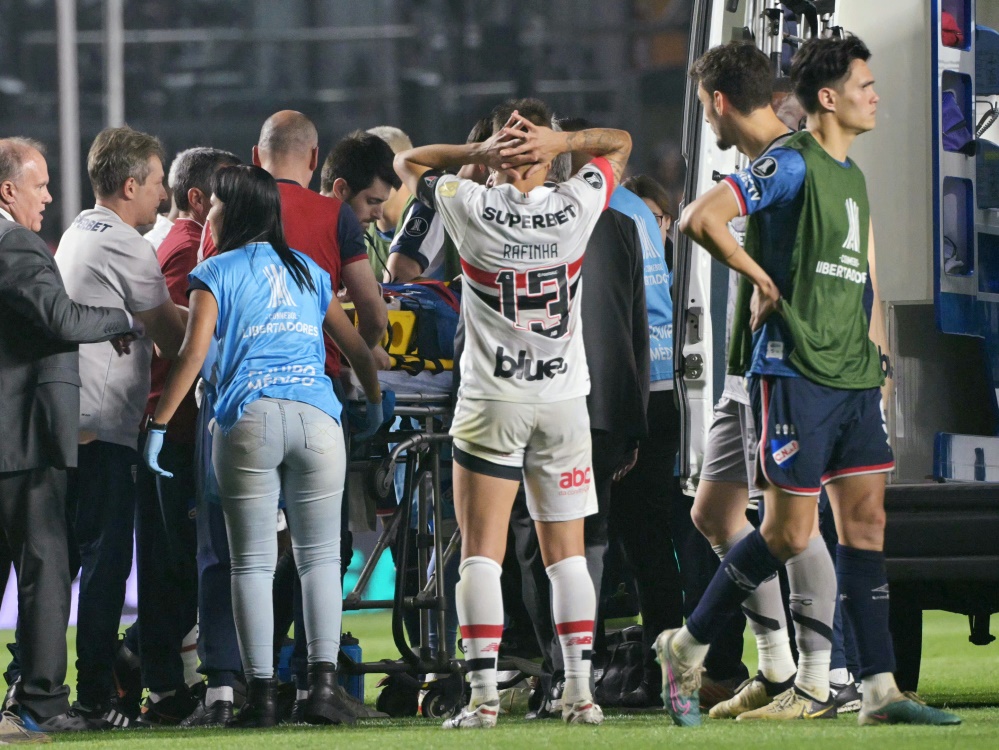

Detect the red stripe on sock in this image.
[555,620,594,635]
[460,624,504,639]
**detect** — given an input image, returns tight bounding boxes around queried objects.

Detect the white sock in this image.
[206,686,233,704]
[182,625,200,687]
[547,556,595,706]
[794,649,831,702]
[149,690,175,703]
[672,626,710,667]
[756,628,797,684]
[862,672,900,708]
[456,556,503,706]
[829,668,851,686]
[297,689,309,701]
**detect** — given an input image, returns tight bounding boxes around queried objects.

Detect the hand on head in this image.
[477,110,546,181]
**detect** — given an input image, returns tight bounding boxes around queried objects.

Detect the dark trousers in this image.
[610,389,746,684]
[608,390,684,683]
[67,441,138,707]
[135,437,198,692]
[195,494,242,687]
[586,431,632,624]
[0,467,72,719]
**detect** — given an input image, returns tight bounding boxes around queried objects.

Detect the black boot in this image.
[304,662,355,725]
[229,678,277,728]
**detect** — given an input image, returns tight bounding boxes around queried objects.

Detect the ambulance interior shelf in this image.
[975,28,999,213]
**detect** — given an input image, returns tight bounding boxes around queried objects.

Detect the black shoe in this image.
[619,680,664,709]
[334,683,387,719]
[62,698,128,731]
[525,677,563,720]
[304,663,355,726]
[830,680,862,713]
[136,686,198,727]
[111,639,143,719]
[179,697,234,728]
[96,694,137,730]
[2,678,20,713]
[288,698,307,724]
[228,678,277,729]
[65,702,110,730]
[20,706,94,733]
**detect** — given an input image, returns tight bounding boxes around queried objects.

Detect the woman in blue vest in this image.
[144,165,383,727]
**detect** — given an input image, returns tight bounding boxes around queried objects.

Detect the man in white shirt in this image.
[55,125,187,727]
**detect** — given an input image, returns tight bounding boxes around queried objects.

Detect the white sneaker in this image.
[441,700,499,729]
[563,698,604,725]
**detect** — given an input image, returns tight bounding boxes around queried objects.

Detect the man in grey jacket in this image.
[0,137,136,735]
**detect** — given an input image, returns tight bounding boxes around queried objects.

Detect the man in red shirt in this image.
[133,147,240,727]
[202,111,388,374]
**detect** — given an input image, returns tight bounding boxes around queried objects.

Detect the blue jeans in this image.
[68,441,138,708]
[213,398,345,679]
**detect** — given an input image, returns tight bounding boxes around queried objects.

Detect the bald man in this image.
[204,111,387,364]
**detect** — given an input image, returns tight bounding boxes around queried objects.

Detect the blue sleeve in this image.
[388,200,437,271]
[316,265,333,316]
[336,204,367,264]
[189,259,220,299]
[723,147,805,216]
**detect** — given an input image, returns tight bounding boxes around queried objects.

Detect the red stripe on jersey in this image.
[461,257,585,291]
[590,157,615,210]
[460,624,504,639]
[460,258,496,287]
[555,620,594,636]
[723,176,748,216]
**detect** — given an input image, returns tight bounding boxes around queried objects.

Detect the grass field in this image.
[3,609,997,748]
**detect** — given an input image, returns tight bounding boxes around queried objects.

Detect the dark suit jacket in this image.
[581,208,651,439]
[0,217,132,472]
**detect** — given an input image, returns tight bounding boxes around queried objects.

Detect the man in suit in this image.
[0,137,136,733]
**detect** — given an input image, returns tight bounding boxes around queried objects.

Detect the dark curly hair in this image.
[688,41,774,115]
[791,36,872,114]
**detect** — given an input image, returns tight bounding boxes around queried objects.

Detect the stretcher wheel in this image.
[375,674,419,717]
[372,461,395,500]
[421,674,466,719]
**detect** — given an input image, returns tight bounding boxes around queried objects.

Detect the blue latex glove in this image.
[354,400,384,442]
[144,428,174,478]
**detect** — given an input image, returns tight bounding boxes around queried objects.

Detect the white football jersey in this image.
[421,158,613,403]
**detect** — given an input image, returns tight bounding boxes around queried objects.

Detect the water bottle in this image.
[276,636,294,683]
[339,632,364,702]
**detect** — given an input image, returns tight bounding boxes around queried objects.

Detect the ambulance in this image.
[675,0,999,689]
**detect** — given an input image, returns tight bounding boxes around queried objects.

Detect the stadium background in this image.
[0,0,694,245]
